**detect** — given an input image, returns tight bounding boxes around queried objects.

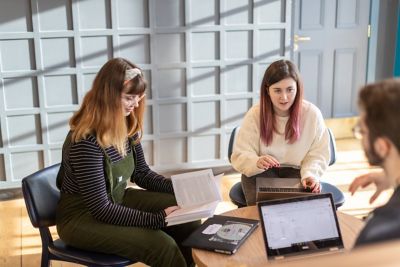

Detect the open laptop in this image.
[256,176,314,202]
[257,193,344,260]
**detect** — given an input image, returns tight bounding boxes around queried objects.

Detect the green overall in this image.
[56,139,199,267]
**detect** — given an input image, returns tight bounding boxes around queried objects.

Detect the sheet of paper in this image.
[214,173,224,199]
[202,224,222,235]
[165,201,219,226]
[171,169,222,208]
[166,201,219,218]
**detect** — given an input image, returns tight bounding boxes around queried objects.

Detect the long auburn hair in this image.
[260,59,303,145]
[70,58,146,156]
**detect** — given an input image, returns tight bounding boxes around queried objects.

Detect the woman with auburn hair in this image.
[56,58,199,267]
[231,59,330,205]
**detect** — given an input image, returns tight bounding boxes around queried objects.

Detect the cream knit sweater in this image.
[231,100,330,181]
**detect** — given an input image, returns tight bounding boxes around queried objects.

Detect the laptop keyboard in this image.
[258,187,309,193]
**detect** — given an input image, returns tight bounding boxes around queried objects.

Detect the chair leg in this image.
[40,250,50,267]
[39,228,52,267]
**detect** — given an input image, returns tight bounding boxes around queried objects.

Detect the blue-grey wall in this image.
[0,0,292,189]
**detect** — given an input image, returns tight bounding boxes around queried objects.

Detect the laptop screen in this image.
[258,194,343,258]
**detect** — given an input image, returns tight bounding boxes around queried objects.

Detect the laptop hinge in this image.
[329,247,339,251]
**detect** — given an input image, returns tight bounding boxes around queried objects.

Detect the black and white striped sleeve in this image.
[69,137,167,228]
[132,138,174,194]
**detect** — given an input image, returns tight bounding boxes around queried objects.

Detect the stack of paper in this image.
[166,169,223,226]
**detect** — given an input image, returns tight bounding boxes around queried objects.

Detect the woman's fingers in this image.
[256,161,267,169]
[303,177,315,188]
[164,205,180,216]
[258,155,280,168]
[265,157,279,167]
[312,182,321,193]
[257,157,272,169]
[302,177,320,193]
[265,155,280,166]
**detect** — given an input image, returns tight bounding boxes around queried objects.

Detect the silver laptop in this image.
[256,177,313,202]
[257,193,344,260]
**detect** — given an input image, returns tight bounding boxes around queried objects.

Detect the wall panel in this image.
[0,0,291,188]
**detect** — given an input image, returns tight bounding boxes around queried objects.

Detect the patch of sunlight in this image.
[20,248,42,255]
[216,201,237,215]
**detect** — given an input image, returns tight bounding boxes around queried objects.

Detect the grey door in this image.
[293,0,370,118]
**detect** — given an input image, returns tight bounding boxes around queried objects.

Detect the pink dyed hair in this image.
[259,59,304,145]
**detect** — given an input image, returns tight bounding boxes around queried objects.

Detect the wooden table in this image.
[192,206,364,267]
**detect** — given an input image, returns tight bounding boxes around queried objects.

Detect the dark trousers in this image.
[241,167,301,205]
[57,188,200,267]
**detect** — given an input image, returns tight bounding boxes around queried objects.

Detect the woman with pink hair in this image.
[231,59,330,205]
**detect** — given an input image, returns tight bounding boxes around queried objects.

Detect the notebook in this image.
[256,177,314,202]
[182,215,259,255]
[257,193,344,260]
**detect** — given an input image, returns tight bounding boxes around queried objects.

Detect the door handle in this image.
[294,35,311,43]
[294,35,311,51]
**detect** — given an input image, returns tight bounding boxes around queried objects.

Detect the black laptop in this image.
[257,193,344,260]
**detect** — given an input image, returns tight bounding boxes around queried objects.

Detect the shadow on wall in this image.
[5,49,286,145]
[1,0,284,145]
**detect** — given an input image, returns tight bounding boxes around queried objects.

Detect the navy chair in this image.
[228,127,345,209]
[22,163,135,267]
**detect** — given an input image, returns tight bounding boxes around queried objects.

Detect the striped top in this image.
[59,133,174,229]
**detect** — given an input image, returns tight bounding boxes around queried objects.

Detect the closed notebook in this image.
[182,215,259,255]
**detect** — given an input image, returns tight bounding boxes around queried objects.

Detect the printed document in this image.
[166,169,223,226]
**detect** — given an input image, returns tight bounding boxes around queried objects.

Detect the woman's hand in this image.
[256,155,280,170]
[302,177,321,193]
[164,206,180,216]
[348,171,389,204]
